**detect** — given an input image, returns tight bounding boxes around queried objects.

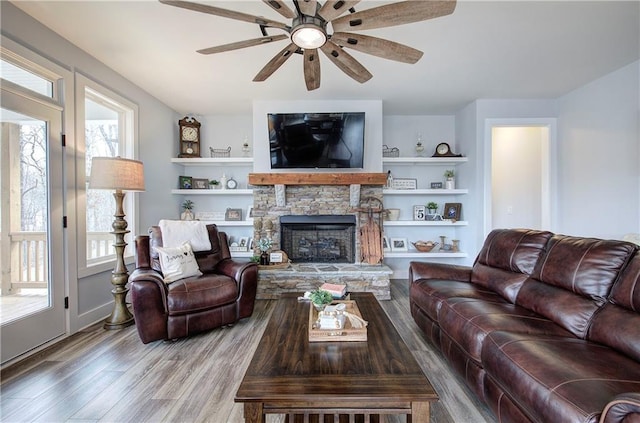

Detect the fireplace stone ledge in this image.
[257,263,392,300]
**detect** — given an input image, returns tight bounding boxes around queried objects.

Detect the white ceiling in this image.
[11,0,640,116]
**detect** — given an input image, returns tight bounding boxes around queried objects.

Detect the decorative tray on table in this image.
[308,300,368,342]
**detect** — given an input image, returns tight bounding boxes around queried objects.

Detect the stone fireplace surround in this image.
[252,181,392,299]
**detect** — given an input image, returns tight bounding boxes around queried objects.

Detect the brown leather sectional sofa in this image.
[409,228,640,423]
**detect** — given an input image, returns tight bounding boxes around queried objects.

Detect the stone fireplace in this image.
[280,214,356,263]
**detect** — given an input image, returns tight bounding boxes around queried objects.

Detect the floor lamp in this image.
[89,156,145,330]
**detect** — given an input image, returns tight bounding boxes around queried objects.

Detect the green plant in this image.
[427,201,438,210]
[249,255,260,263]
[444,169,455,178]
[182,200,194,210]
[309,289,333,306]
[257,237,273,252]
[209,179,219,186]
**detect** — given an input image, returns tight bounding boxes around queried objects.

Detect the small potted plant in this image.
[181,200,194,221]
[309,288,333,311]
[209,179,219,189]
[427,201,438,214]
[444,169,455,190]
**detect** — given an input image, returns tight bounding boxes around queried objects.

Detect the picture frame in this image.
[270,251,284,263]
[179,175,192,189]
[391,237,408,252]
[239,237,249,249]
[391,178,417,190]
[192,178,208,189]
[248,238,254,250]
[413,205,426,221]
[382,236,391,252]
[246,205,254,220]
[430,182,443,189]
[225,208,242,221]
[443,203,462,221]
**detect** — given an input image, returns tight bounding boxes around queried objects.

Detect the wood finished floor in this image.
[0,281,496,423]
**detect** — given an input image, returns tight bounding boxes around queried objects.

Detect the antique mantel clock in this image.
[178,116,201,158]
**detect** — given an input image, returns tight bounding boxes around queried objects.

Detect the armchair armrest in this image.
[129,268,169,344]
[600,393,640,423]
[409,261,472,283]
[215,259,259,319]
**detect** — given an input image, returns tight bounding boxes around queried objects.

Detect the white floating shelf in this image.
[383,220,468,227]
[383,157,468,165]
[231,251,254,258]
[171,157,253,166]
[383,189,468,195]
[171,189,253,195]
[384,252,468,258]
[199,220,254,227]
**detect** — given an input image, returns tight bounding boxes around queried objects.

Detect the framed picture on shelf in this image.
[391,178,417,190]
[192,178,208,189]
[248,238,254,250]
[179,175,192,189]
[225,208,243,221]
[430,182,443,189]
[246,205,254,220]
[443,203,462,221]
[239,237,249,249]
[382,236,391,252]
[413,205,426,220]
[390,237,408,252]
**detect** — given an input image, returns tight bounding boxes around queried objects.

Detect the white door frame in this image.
[483,118,558,238]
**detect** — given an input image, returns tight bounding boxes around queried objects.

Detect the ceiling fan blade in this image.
[262,0,296,19]
[197,34,288,55]
[331,0,456,32]
[331,32,423,64]
[318,0,361,21]
[253,43,299,82]
[303,49,321,91]
[159,0,289,30]
[296,0,318,16]
[320,40,372,83]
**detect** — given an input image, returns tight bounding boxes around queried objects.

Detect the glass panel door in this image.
[1,88,65,364]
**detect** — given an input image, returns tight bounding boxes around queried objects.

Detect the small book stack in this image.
[320,283,347,299]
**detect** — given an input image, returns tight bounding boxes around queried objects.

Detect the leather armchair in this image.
[129,224,258,343]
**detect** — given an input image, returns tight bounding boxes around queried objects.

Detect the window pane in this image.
[0,59,53,97]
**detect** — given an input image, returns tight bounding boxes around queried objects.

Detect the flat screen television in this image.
[268,112,365,169]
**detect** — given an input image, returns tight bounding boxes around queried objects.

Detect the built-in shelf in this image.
[171,189,253,195]
[383,189,468,195]
[198,220,254,227]
[383,157,468,165]
[231,251,254,258]
[384,252,468,258]
[383,220,468,227]
[171,157,253,166]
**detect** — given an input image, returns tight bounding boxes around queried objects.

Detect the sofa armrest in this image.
[600,393,640,423]
[129,268,169,343]
[409,261,472,283]
[215,259,259,319]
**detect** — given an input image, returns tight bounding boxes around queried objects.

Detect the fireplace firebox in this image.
[280,215,356,263]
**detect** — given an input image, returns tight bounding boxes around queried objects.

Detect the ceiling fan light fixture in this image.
[291,24,327,49]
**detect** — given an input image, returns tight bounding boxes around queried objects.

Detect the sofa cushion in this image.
[482,331,640,423]
[471,229,553,302]
[167,275,238,315]
[438,297,570,364]
[516,235,636,338]
[155,242,202,283]
[589,249,640,361]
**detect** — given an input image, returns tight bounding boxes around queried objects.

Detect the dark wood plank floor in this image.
[1,281,496,423]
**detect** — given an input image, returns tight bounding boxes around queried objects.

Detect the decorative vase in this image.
[451,239,460,252]
[445,177,455,190]
[260,252,270,265]
[313,303,327,312]
[181,210,194,221]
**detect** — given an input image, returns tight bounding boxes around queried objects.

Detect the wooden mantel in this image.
[248,173,387,186]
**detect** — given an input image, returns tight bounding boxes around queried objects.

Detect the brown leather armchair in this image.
[129,224,258,344]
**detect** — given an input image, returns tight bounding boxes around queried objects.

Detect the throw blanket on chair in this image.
[158,219,212,251]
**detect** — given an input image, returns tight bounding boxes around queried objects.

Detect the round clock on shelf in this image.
[432,142,462,158]
[226,177,238,190]
[178,116,201,158]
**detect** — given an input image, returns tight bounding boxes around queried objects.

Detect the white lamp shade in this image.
[89,156,145,191]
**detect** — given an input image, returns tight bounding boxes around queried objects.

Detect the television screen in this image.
[268,112,365,169]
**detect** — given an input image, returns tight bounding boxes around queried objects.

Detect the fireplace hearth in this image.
[280,215,356,263]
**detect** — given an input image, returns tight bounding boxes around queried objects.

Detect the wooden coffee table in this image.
[235,292,438,422]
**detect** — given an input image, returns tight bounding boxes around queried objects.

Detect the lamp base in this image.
[103,289,135,330]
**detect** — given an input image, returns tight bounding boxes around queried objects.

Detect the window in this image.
[76,74,138,274]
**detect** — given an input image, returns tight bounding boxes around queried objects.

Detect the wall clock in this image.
[432,142,462,158]
[178,116,201,158]
[226,177,238,190]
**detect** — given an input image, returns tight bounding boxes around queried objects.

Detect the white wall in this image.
[556,60,640,239]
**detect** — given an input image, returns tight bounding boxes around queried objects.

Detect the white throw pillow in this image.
[155,242,202,283]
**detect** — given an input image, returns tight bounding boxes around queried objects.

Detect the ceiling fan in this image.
[159,0,457,90]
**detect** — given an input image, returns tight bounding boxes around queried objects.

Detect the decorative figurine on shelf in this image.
[415,133,425,157]
[257,237,273,265]
[242,136,251,157]
[220,173,228,190]
[181,200,194,221]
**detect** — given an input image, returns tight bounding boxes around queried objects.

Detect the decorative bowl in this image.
[412,241,439,252]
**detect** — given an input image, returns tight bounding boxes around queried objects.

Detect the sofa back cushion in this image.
[588,249,640,361]
[471,229,553,302]
[516,235,636,338]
